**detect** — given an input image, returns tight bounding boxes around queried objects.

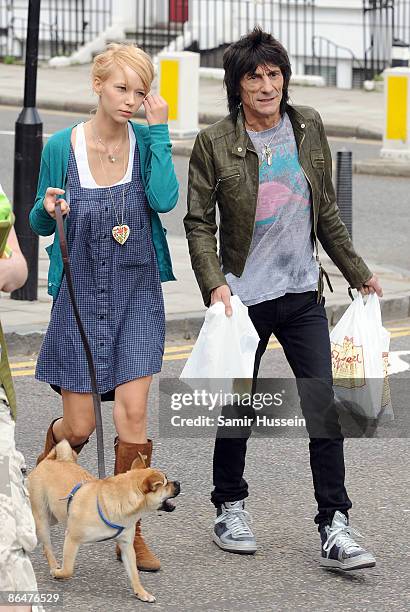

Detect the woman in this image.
[29,43,178,572]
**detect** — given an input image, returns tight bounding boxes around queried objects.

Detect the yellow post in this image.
[159,59,179,122]
[381,67,410,160]
[158,52,199,139]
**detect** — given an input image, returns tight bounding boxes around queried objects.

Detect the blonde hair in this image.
[92,43,154,94]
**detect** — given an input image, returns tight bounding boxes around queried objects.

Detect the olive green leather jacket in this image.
[184,105,372,307]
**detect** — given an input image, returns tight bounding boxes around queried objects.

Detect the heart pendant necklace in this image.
[112,223,130,245]
[93,121,130,245]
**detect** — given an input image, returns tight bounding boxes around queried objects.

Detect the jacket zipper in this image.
[322,169,331,203]
[298,130,328,302]
[220,173,240,181]
[298,132,318,255]
[246,145,260,248]
[203,173,241,218]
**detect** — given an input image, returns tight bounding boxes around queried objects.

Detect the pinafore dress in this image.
[35,137,165,399]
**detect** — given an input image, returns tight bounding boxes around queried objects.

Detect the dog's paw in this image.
[135,589,156,603]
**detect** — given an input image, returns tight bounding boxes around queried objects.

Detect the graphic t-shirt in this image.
[225,113,319,306]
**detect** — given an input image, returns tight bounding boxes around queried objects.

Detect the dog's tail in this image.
[52,439,77,463]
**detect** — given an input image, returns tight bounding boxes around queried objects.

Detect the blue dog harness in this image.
[61,482,125,542]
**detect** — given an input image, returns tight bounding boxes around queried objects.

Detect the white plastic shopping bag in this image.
[180,295,260,395]
[330,292,393,420]
[364,292,393,417]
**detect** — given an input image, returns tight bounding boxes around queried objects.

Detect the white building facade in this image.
[0,1,407,89]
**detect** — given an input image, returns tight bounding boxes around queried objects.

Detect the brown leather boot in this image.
[114,437,161,572]
[36,417,89,465]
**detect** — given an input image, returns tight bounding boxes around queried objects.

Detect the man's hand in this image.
[210,284,232,317]
[360,274,383,297]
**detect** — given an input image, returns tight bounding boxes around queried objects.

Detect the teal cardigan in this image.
[29,122,178,299]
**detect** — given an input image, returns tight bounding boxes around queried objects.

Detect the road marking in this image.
[164,344,198,354]
[388,351,410,374]
[391,331,410,338]
[0,129,53,138]
[10,361,37,369]
[9,330,409,378]
[12,370,36,377]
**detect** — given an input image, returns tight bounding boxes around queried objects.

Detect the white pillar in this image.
[336,59,352,90]
[380,67,410,160]
[158,51,200,139]
[112,0,136,28]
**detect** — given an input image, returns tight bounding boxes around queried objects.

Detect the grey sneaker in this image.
[320,511,376,571]
[213,500,257,554]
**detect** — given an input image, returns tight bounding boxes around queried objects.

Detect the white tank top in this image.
[74,121,135,187]
[65,122,136,205]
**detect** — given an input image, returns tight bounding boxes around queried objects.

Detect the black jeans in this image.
[211,291,352,527]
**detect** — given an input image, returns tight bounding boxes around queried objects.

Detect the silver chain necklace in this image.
[92,124,130,245]
[248,117,283,166]
[91,122,124,163]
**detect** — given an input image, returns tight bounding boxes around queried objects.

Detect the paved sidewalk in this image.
[1,235,410,352]
[0,62,409,349]
[0,63,383,138]
[1,62,409,177]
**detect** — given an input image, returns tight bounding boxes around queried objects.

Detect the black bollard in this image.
[11,0,43,301]
[336,149,353,241]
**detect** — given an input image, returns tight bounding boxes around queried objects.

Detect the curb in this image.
[8,95,408,176]
[0,94,382,142]
[5,294,410,357]
[353,159,410,178]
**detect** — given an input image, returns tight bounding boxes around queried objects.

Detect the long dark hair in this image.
[223,27,292,118]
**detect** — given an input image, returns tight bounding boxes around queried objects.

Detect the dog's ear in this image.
[130,451,147,470]
[141,471,165,494]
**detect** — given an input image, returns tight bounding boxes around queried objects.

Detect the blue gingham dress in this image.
[35,141,165,397]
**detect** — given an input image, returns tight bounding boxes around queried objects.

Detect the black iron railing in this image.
[363,0,395,80]
[395,0,410,44]
[2,1,410,85]
[132,0,410,87]
[0,0,112,60]
[134,0,316,71]
[309,37,365,88]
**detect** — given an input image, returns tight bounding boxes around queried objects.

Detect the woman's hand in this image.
[43,187,70,219]
[143,93,168,126]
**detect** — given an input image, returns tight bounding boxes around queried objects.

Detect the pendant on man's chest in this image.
[264,145,273,166]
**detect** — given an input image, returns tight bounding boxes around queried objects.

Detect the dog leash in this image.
[54,202,106,479]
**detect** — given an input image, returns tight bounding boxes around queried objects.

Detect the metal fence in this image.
[134,0,316,73]
[363,0,410,79]
[363,0,395,80]
[2,0,410,86]
[134,0,410,87]
[0,0,112,60]
[396,0,410,43]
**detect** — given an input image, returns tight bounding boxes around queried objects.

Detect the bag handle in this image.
[54,202,106,479]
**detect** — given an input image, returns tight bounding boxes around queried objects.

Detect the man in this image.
[184,28,382,570]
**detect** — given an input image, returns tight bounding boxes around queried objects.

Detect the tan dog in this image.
[27,440,180,603]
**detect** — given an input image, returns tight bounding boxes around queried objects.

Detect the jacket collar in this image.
[231,104,307,157]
